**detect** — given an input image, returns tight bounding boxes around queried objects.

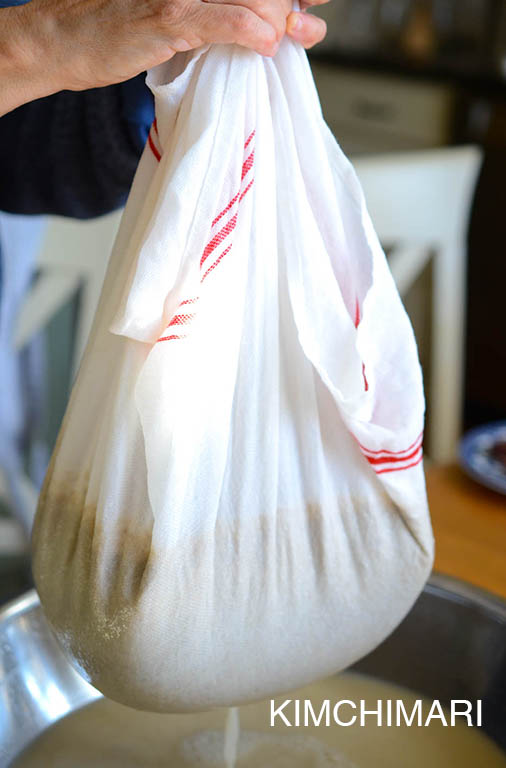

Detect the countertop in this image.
[426,463,506,600]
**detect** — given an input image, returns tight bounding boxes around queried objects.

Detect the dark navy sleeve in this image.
[0,0,154,219]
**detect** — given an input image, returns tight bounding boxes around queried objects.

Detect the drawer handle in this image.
[352,99,397,122]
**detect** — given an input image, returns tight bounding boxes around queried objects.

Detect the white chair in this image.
[14,209,122,377]
[5,210,122,539]
[354,146,483,462]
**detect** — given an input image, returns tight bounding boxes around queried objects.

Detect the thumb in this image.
[286,11,327,49]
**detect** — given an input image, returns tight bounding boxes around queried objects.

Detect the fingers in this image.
[204,0,291,44]
[286,10,327,49]
[195,3,279,56]
[194,0,328,56]
[300,0,331,8]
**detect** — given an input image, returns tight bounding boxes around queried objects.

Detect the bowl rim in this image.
[425,573,506,622]
[0,588,39,623]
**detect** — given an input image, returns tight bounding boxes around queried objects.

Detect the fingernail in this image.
[287,13,302,34]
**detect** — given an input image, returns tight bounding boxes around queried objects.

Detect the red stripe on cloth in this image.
[374,453,423,475]
[241,150,255,181]
[157,334,185,343]
[362,363,369,392]
[359,431,424,457]
[148,131,161,162]
[156,128,255,343]
[201,244,233,283]
[179,298,199,307]
[354,297,361,329]
[168,313,195,327]
[364,442,422,467]
[201,178,253,275]
[239,178,254,202]
[200,214,238,268]
[153,118,159,135]
[212,190,241,229]
[201,173,253,281]
[244,130,255,149]
[354,298,368,390]
[211,153,255,228]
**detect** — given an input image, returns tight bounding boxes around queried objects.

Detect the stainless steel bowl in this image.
[1,574,505,767]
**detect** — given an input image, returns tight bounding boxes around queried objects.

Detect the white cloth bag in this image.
[32,37,433,713]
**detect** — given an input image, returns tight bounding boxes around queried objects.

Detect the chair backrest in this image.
[354,146,482,248]
[354,146,483,462]
[14,209,122,374]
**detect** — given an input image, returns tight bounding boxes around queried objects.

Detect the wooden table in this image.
[425,464,506,600]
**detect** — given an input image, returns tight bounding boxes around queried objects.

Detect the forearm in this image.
[0,5,61,117]
[1,0,328,119]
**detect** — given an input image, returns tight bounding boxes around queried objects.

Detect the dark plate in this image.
[459,421,506,496]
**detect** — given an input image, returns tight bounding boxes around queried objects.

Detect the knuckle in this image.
[231,7,256,36]
[158,2,177,25]
[259,32,279,57]
[158,0,186,27]
[261,36,278,58]
[264,42,279,58]
[250,0,286,40]
[263,25,278,47]
[269,5,289,39]
[274,22,286,43]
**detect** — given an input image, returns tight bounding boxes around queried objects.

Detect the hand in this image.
[287,2,329,49]
[8,0,329,98]
[205,0,329,55]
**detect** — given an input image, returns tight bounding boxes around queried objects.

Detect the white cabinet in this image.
[311,64,456,154]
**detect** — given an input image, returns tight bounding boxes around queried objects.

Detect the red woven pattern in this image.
[359,432,424,474]
[156,130,255,344]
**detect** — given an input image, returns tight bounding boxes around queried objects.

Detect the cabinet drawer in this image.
[311,64,455,147]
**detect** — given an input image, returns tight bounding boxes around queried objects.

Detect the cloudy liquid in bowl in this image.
[12,672,506,768]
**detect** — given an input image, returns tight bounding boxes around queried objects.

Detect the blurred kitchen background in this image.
[310,0,506,425]
[1,0,505,603]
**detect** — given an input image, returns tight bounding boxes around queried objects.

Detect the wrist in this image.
[0,5,63,116]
